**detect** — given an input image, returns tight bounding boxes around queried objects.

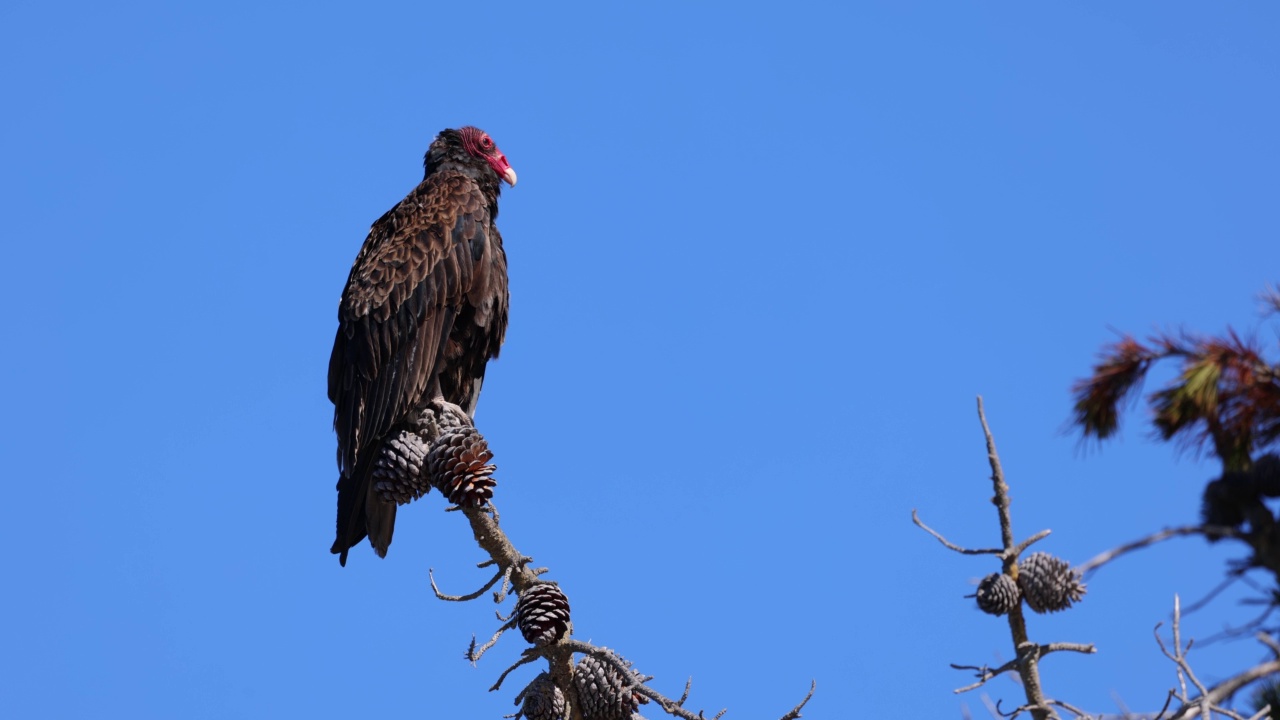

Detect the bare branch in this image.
[1046,698,1091,718]
[1146,595,1280,720]
[1041,642,1097,656]
[676,677,692,707]
[406,403,812,717]
[1198,602,1280,646]
[489,648,543,693]
[430,566,505,602]
[996,698,1042,719]
[912,508,1004,555]
[1076,526,1243,576]
[952,644,1096,694]
[496,556,537,602]
[777,681,817,720]
[1182,572,1246,616]
[555,639,813,720]
[1009,530,1053,561]
[1258,631,1280,657]
[1166,658,1280,720]
[467,618,517,663]
[977,397,1056,720]
[978,397,1017,554]
[953,660,1019,694]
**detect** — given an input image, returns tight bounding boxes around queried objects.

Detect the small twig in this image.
[1008,529,1053,561]
[1197,601,1279,646]
[1149,594,1280,720]
[952,644,1096,693]
[1041,642,1097,656]
[978,398,1016,553]
[675,677,693,707]
[777,681,816,720]
[494,555,534,602]
[1076,526,1243,577]
[489,648,544,692]
[1111,690,1134,718]
[467,617,517,664]
[953,660,1017,694]
[1171,597,1211,704]
[1258,631,1280,657]
[1181,571,1245,616]
[430,566,505,602]
[995,698,1036,719]
[912,509,1003,555]
[1046,698,1090,718]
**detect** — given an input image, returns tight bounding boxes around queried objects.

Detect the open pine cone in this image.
[426,425,496,508]
[515,583,571,647]
[573,652,648,720]
[1017,552,1086,613]
[975,573,1020,616]
[513,672,565,720]
[371,430,430,504]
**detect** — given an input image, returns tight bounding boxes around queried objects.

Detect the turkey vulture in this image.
[329,127,515,565]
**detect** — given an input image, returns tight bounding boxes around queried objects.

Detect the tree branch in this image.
[951,643,1096,694]
[912,509,1004,555]
[406,402,814,719]
[1152,595,1280,720]
[1075,526,1243,577]
[978,397,1056,720]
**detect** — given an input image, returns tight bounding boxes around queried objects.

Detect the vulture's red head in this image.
[424,126,517,188]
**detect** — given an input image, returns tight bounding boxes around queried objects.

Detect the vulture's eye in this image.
[480,135,494,150]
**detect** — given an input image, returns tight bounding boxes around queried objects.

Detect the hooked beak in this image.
[488,152,518,187]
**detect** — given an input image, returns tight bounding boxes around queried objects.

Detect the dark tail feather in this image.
[332,308,457,565]
[331,448,397,565]
[366,484,396,558]
[330,469,365,566]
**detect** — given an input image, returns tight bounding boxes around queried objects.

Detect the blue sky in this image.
[3,2,1279,717]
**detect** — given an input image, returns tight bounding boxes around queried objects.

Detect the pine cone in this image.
[975,573,1020,616]
[573,652,647,720]
[513,672,565,720]
[1017,552,1086,613]
[426,426,496,508]
[515,583,571,647]
[372,430,430,504]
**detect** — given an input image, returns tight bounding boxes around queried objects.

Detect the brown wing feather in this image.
[439,225,509,415]
[329,171,494,562]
